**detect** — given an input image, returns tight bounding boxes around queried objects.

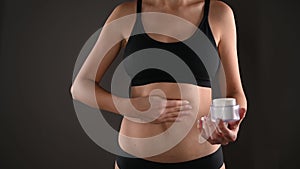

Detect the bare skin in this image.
[70,0,247,169]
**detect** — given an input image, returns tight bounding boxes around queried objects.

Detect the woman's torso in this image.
[118,0,221,163]
[119,83,220,162]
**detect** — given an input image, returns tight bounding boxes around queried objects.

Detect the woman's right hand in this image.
[126,95,193,124]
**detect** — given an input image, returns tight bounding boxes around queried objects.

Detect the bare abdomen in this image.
[118,82,220,162]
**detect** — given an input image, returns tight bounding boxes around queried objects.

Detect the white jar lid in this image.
[212,98,236,106]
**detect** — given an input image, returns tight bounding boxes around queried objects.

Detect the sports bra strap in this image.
[203,0,210,21]
[137,0,142,13]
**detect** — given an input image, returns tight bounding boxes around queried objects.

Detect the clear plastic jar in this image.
[210,98,240,122]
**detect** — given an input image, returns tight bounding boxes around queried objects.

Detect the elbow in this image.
[70,84,77,100]
[70,76,84,100]
[70,78,94,101]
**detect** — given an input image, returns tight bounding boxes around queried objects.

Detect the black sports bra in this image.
[122,0,219,88]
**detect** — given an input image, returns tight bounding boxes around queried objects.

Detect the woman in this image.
[70,0,247,168]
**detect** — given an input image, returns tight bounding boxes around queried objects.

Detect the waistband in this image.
[116,146,223,169]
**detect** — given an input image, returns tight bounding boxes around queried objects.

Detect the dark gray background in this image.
[1,0,299,169]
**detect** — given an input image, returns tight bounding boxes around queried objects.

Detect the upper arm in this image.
[214,1,243,95]
[73,1,136,84]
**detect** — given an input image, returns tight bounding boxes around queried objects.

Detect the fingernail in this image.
[197,119,200,128]
[183,100,190,104]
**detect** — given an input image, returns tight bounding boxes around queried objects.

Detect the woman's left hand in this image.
[199,107,247,145]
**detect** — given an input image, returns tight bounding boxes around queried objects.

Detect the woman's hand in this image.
[198,107,247,145]
[127,95,193,124]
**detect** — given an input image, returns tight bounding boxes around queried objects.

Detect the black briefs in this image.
[116,146,224,169]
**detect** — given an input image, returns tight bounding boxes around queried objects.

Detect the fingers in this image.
[165,99,190,107]
[162,116,182,123]
[157,101,192,123]
[149,108,191,124]
[149,99,192,124]
[207,131,228,145]
[218,120,237,142]
[154,113,183,123]
[198,117,217,141]
[200,119,237,145]
[155,98,192,114]
[204,120,227,145]
[161,110,191,122]
[164,104,193,113]
[198,107,246,145]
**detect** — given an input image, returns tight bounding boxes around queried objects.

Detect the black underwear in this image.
[116,146,224,169]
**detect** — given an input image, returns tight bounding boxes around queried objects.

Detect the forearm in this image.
[71,78,138,117]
